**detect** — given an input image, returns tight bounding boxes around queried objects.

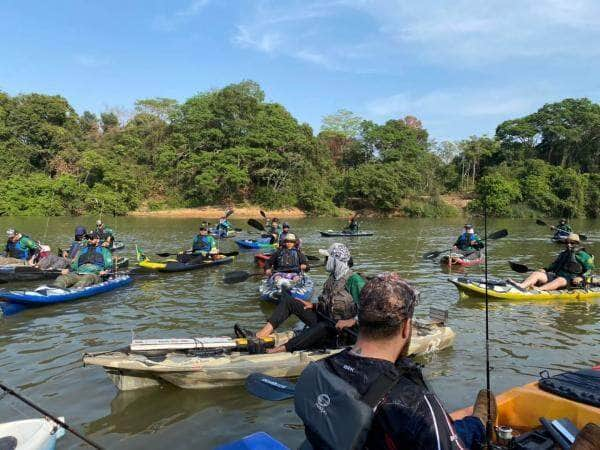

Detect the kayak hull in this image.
[235,239,276,250]
[451,380,600,431]
[216,432,288,450]
[138,256,234,273]
[0,275,132,316]
[83,321,455,390]
[319,231,373,237]
[0,258,129,283]
[259,276,314,303]
[449,276,600,301]
[0,417,65,450]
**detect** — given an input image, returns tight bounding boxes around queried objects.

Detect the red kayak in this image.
[441,252,484,267]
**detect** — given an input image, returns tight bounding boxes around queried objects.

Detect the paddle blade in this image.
[536,219,548,227]
[423,250,443,260]
[305,255,320,261]
[156,252,173,257]
[580,234,588,241]
[489,229,508,240]
[223,270,252,284]
[509,261,530,273]
[245,373,295,401]
[259,210,267,219]
[247,219,265,231]
[220,251,239,257]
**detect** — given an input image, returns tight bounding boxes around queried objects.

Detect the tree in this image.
[100,112,119,133]
[321,109,363,138]
[134,98,178,122]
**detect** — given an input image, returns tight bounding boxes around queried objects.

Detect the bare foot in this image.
[255,323,274,339]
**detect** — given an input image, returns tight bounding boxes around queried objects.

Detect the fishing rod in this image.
[0,383,103,449]
[483,197,493,447]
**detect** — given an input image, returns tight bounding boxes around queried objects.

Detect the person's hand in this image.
[300,264,307,271]
[61,268,69,275]
[336,318,356,330]
[550,225,556,230]
[102,242,110,247]
[299,300,313,310]
[99,270,108,276]
[265,269,272,276]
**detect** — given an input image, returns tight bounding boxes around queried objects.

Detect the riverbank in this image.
[129,205,310,219]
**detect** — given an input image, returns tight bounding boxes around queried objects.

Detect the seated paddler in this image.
[179,225,219,263]
[264,233,307,283]
[453,224,484,257]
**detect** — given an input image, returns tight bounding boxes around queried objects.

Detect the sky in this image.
[1,0,599,141]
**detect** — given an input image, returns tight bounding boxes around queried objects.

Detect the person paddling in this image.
[3,229,40,266]
[264,234,307,283]
[54,232,112,289]
[294,272,496,450]
[552,218,572,235]
[509,233,594,291]
[278,222,301,248]
[256,243,364,353]
[345,215,359,233]
[453,224,484,257]
[265,217,282,244]
[65,226,88,260]
[180,226,219,263]
[95,220,115,248]
[215,216,233,238]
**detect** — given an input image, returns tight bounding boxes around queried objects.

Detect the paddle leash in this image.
[0,382,103,449]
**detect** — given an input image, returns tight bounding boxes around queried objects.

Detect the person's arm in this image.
[298,251,308,271]
[264,250,278,272]
[70,249,81,272]
[474,235,484,249]
[577,251,595,276]
[545,254,561,273]
[346,274,366,304]
[103,247,113,271]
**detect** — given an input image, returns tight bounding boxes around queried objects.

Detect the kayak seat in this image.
[539,369,600,408]
[0,436,17,450]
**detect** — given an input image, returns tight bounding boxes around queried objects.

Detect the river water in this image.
[0,217,598,449]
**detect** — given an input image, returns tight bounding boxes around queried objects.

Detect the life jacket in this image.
[553,249,585,276]
[274,248,300,272]
[68,240,84,260]
[6,236,34,260]
[318,271,357,320]
[77,246,106,267]
[456,232,480,250]
[193,235,214,252]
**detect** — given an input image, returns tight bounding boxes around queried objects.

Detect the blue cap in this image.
[75,226,87,236]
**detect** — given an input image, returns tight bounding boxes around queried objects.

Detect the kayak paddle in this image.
[423,229,508,259]
[245,373,296,401]
[156,251,239,258]
[508,261,531,273]
[536,219,587,240]
[223,270,264,284]
[225,208,234,218]
[248,219,266,232]
[260,210,267,219]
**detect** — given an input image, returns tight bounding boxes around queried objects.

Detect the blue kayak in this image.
[235,238,276,250]
[216,432,288,450]
[259,274,314,303]
[0,275,132,316]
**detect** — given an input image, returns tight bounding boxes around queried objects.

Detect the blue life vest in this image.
[6,236,33,260]
[77,246,106,267]
[457,232,479,250]
[68,240,84,259]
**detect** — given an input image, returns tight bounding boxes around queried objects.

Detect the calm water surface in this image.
[1,217,599,448]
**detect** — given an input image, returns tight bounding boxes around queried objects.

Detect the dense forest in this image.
[0,81,598,217]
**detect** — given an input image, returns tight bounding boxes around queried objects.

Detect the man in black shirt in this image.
[296,272,495,449]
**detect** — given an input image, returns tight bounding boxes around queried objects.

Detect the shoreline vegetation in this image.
[0,81,598,219]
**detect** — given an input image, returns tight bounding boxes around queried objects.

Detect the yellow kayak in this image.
[137,256,234,272]
[451,380,600,431]
[449,276,600,301]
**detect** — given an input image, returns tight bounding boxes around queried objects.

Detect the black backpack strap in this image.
[361,366,404,409]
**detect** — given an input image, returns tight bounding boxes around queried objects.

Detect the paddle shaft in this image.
[0,383,103,449]
[424,229,507,259]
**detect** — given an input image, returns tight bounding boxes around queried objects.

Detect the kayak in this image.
[235,238,277,250]
[209,228,237,239]
[216,432,288,450]
[254,253,273,269]
[451,372,600,435]
[449,276,600,301]
[111,241,125,251]
[259,274,314,303]
[82,320,455,390]
[440,252,484,267]
[319,230,373,237]
[0,275,132,316]
[0,258,129,284]
[138,256,234,272]
[0,417,66,450]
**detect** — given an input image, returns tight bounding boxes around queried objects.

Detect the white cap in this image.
[6,228,16,238]
[96,220,103,226]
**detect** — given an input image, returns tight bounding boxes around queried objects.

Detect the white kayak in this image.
[0,417,65,450]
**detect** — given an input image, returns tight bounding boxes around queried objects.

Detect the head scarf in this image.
[323,243,351,280]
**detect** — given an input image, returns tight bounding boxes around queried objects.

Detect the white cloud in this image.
[153,0,211,32]
[76,55,110,68]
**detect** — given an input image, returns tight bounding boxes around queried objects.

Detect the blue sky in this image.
[1,0,599,141]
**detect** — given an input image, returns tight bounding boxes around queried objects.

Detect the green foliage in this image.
[469,172,522,216]
[402,197,460,218]
[321,109,363,138]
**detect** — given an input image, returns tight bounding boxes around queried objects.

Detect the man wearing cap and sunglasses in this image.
[509,233,594,291]
[453,224,484,254]
[95,220,115,247]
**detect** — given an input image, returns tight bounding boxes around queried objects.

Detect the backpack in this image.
[294,359,412,450]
